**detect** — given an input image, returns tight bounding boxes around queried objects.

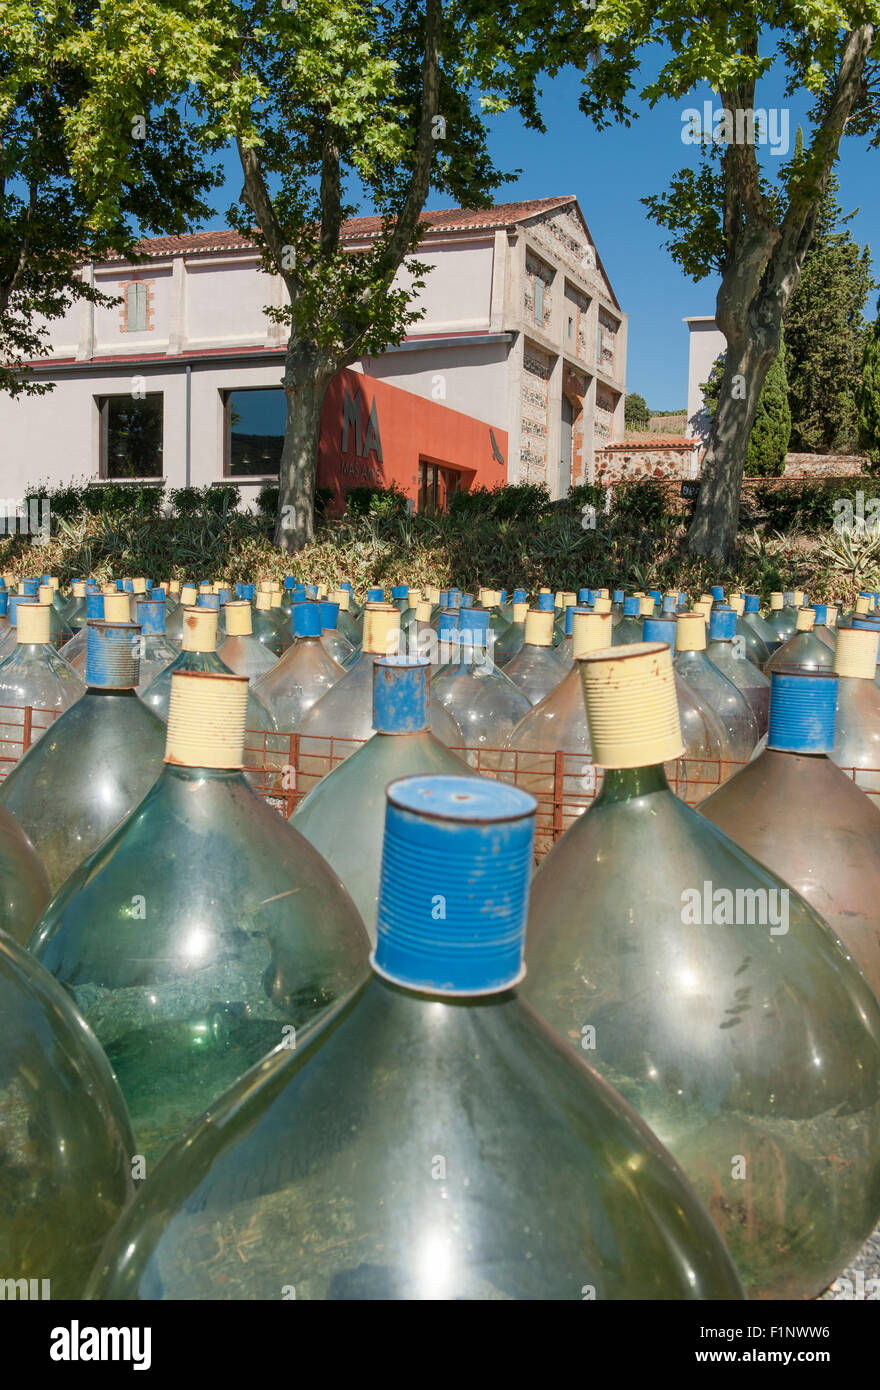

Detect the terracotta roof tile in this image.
[102,196,578,262]
[603,437,697,449]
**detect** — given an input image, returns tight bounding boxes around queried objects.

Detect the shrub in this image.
[746,345,791,477]
[345,483,409,517]
[612,478,670,525]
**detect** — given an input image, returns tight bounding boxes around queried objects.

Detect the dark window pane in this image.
[226,389,285,475]
[101,395,163,478]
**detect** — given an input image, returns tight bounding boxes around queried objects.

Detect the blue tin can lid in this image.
[86,621,141,688]
[21,578,39,596]
[852,617,880,630]
[512,588,528,603]
[459,608,490,641]
[642,617,676,645]
[436,609,461,639]
[196,593,220,610]
[373,774,537,995]
[367,587,385,602]
[292,601,322,638]
[579,588,594,604]
[744,594,760,613]
[283,576,297,590]
[8,595,37,624]
[767,671,838,753]
[0,591,8,615]
[85,593,105,621]
[613,589,625,603]
[648,588,661,603]
[391,585,409,600]
[372,656,430,734]
[320,600,340,631]
[239,582,255,601]
[661,595,678,615]
[812,603,827,626]
[623,596,640,616]
[135,597,165,636]
[711,585,725,601]
[709,606,737,641]
[537,593,555,612]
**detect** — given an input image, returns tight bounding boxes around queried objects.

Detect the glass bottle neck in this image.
[593,764,671,806]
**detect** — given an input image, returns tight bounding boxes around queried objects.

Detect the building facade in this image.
[0,196,627,511]
[684,315,725,444]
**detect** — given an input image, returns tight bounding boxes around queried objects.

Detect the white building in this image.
[0,196,627,511]
[684,314,725,443]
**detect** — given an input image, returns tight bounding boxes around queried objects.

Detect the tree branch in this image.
[319,118,343,259]
[767,22,875,305]
[235,133,300,296]
[362,0,442,296]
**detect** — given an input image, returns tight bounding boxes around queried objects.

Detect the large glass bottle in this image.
[253,600,344,731]
[293,657,473,940]
[611,596,644,644]
[641,618,732,801]
[705,606,771,736]
[164,583,198,645]
[0,803,51,944]
[813,603,839,650]
[503,608,567,706]
[765,591,797,646]
[0,600,85,763]
[492,599,528,666]
[86,772,743,1303]
[503,610,611,852]
[431,609,531,770]
[0,621,166,895]
[828,622,880,794]
[0,930,135,1297]
[37,582,73,648]
[218,600,279,682]
[329,587,362,648]
[319,599,356,666]
[132,596,179,690]
[249,590,292,656]
[139,606,283,794]
[30,670,370,1162]
[767,606,835,673]
[61,578,88,632]
[522,640,880,1299]
[296,603,462,788]
[701,664,880,1000]
[742,593,782,654]
[726,593,770,666]
[674,612,758,764]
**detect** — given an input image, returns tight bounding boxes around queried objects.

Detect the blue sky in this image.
[204,54,879,412]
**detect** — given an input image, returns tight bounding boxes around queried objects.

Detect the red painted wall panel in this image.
[317,368,508,512]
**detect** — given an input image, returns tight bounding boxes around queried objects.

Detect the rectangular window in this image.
[98,395,163,478]
[534,275,544,327]
[126,283,148,332]
[224,388,286,476]
[418,460,461,512]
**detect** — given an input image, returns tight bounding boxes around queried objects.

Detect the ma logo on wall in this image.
[341,385,384,483]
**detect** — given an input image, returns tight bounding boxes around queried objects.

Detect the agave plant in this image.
[818,527,880,592]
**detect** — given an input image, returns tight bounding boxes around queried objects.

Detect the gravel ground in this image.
[820,1221,880,1299]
